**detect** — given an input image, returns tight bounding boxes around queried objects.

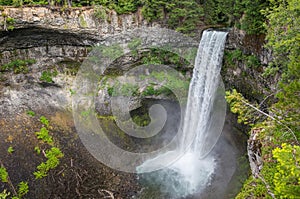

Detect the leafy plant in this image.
[132,114,151,127]
[93,5,107,20]
[0,59,36,74]
[225,89,260,125]
[0,190,10,199]
[111,83,139,97]
[39,70,58,83]
[34,146,41,155]
[272,143,300,198]
[6,17,15,31]
[128,38,142,51]
[35,127,53,144]
[33,147,64,179]
[107,86,114,96]
[98,44,123,60]
[15,182,29,199]
[26,110,35,117]
[7,146,14,154]
[246,55,260,68]
[69,89,76,95]
[39,116,49,127]
[0,166,8,183]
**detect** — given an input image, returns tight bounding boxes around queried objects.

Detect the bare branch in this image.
[241,99,299,144]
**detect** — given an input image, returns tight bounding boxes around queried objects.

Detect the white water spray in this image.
[137,30,228,198]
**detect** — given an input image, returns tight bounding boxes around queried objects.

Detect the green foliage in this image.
[39,116,49,127]
[142,55,162,65]
[79,15,88,27]
[263,0,300,71]
[107,86,114,96]
[39,70,58,83]
[224,49,243,67]
[110,0,139,14]
[111,82,139,97]
[0,190,10,199]
[0,0,269,35]
[203,0,242,26]
[0,166,8,183]
[0,112,63,199]
[26,110,35,117]
[262,64,280,77]
[7,146,14,154]
[34,146,41,155]
[97,44,123,60]
[132,114,150,127]
[235,175,271,199]
[141,0,204,33]
[69,89,76,95]
[0,0,13,6]
[240,0,267,34]
[0,59,36,74]
[246,55,261,68]
[16,181,29,199]
[128,38,142,50]
[34,147,63,179]
[224,49,261,69]
[141,48,189,68]
[35,127,53,144]
[225,89,261,125]
[272,143,300,198]
[263,0,300,135]
[142,85,157,96]
[93,5,107,20]
[12,0,23,7]
[6,17,15,31]
[141,71,188,97]
[203,0,268,34]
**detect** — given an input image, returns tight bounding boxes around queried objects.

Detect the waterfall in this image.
[181,30,228,157]
[137,30,228,198]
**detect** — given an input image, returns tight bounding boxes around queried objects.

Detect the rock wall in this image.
[0,7,275,115]
[0,6,150,35]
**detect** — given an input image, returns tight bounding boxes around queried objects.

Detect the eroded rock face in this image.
[0,7,153,117]
[223,28,277,103]
[0,7,150,35]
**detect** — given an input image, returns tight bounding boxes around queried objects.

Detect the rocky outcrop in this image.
[226,28,272,64]
[0,7,275,115]
[0,6,149,35]
[247,128,263,177]
[223,28,278,103]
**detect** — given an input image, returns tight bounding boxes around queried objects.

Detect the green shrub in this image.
[0,167,8,183]
[35,127,53,144]
[39,116,49,127]
[39,70,58,83]
[93,5,107,20]
[0,189,10,199]
[34,147,63,179]
[246,55,260,68]
[26,110,35,117]
[132,114,151,127]
[0,59,36,74]
[7,146,14,154]
[15,182,29,199]
[272,143,300,198]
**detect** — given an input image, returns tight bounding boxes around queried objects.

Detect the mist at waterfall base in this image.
[136,31,243,198]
